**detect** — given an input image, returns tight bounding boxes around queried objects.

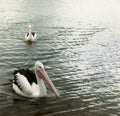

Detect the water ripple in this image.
[0,1,119,116]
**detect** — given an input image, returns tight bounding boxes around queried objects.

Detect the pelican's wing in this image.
[13,73,33,95]
[13,68,37,85]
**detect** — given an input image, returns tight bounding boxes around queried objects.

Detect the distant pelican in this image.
[4,61,60,98]
[25,25,37,42]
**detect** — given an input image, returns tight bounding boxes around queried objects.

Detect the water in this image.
[0,0,120,115]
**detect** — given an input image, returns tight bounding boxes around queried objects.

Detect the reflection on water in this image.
[0,0,120,116]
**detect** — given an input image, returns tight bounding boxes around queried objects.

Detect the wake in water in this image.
[0,84,22,98]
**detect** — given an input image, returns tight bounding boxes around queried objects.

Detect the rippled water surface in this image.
[0,0,120,116]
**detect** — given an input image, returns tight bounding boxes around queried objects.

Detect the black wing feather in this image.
[32,32,35,36]
[13,68,37,85]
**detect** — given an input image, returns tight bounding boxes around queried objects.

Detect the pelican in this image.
[25,25,37,41]
[5,61,60,98]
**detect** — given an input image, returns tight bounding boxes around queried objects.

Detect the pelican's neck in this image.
[35,70,47,97]
[28,27,32,34]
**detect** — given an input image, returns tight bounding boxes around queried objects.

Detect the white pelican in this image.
[25,25,37,41]
[5,61,60,98]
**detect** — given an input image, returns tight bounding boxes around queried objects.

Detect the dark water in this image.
[0,0,120,116]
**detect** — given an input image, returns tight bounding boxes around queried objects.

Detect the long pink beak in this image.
[37,69,60,97]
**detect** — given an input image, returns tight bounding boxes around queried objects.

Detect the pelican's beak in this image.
[37,69,60,97]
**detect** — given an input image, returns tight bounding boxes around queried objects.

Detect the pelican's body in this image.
[25,25,37,42]
[10,61,59,98]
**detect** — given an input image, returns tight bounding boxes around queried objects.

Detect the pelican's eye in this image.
[39,66,42,69]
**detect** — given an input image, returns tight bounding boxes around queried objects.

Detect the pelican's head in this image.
[35,61,60,97]
[28,25,31,28]
[35,61,44,71]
